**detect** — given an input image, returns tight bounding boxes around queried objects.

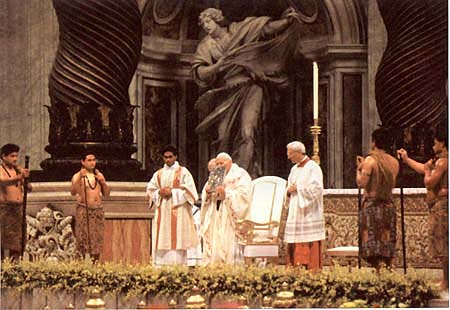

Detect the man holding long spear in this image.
[0,144,31,260]
[71,152,110,262]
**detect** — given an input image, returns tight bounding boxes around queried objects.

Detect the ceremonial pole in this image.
[21,156,30,256]
[399,158,407,274]
[83,176,92,258]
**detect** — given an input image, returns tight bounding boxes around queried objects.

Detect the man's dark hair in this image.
[0,144,20,157]
[434,122,448,148]
[81,151,96,161]
[161,145,178,157]
[372,128,393,151]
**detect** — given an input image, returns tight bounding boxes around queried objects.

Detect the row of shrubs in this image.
[0,260,439,307]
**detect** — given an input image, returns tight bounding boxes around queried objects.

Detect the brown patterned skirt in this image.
[75,204,104,256]
[0,202,23,252]
[359,198,396,264]
[428,197,448,258]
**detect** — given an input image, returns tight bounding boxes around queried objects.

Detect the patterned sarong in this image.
[429,197,448,258]
[75,204,104,256]
[0,202,23,252]
[359,197,396,265]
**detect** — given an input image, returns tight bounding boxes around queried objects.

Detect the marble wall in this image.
[0,0,58,170]
[365,0,386,152]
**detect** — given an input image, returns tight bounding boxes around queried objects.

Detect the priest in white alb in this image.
[201,152,252,264]
[284,141,325,271]
[146,145,199,266]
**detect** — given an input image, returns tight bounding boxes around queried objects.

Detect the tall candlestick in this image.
[313,61,319,120]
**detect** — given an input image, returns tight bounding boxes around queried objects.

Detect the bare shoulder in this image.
[436,157,448,170]
[71,172,80,182]
[364,156,377,166]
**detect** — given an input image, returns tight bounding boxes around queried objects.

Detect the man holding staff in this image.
[71,151,110,261]
[0,144,31,260]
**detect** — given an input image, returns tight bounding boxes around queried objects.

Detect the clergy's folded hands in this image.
[287,183,297,195]
[160,186,172,199]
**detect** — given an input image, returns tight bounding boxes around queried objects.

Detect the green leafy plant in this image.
[0,260,439,307]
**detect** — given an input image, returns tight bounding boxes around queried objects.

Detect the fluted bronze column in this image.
[41,0,143,180]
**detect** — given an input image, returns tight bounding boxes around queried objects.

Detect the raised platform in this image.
[323,188,438,268]
[27,182,152,264]
[25,184,435,268]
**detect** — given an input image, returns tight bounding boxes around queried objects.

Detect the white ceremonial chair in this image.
[236,176,287,265]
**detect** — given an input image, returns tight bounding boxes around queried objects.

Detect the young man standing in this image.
[398,128,448,290]
[146,145,199,266]
[0,144,31,260]
[71,152,110,261]
[357,128,399,272]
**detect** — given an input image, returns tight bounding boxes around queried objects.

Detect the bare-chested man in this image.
[398,127,448,290]
[71,152,110,261]
[0,143,31,260]
[356,128,399,272]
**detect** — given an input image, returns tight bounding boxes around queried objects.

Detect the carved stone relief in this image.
[25,205,78,261]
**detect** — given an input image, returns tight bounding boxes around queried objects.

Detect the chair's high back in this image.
[246,176,287,237]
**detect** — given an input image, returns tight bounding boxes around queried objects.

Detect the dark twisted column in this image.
[375,0,447,128]
[41,0,143,180]
[375,0,447,187]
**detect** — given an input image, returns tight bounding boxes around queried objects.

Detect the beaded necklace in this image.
[85,174,97,190]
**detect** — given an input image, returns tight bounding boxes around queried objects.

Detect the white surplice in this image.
[284,158,326,243]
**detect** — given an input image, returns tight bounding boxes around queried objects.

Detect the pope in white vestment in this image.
[201,153,252,264]
[284,141,325,270]
[146,146,199,266]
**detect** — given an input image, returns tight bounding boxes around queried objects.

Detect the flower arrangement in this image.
[0,260,438,308]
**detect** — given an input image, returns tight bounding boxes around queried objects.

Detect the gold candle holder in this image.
[185,286,207,309]
[168,298,178,308]
[136,300,147,309]
[272,282,296,308]
[310,119,321,165]
[237,295,249,309]
[261,296,273,308]
[85,288,106,310]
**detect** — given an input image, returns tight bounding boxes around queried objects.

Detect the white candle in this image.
[313,61,319,120]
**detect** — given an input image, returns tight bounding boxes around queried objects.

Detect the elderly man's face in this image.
[287,147,303,164]
[216,157,232,172]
